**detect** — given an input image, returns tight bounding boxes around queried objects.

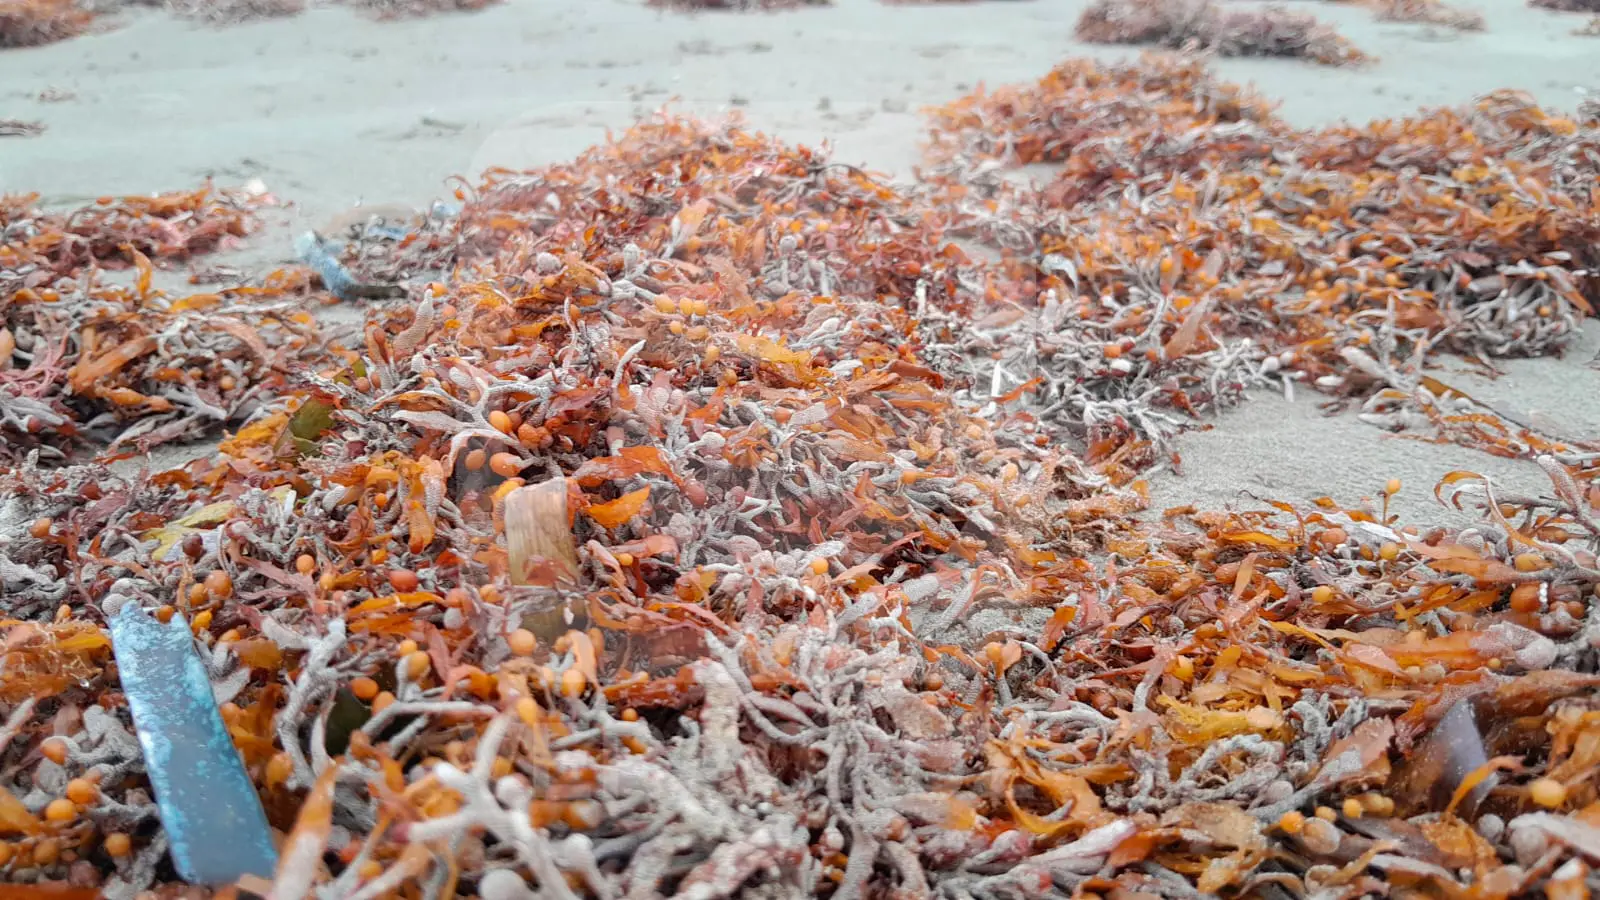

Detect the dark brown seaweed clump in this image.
[166,0,305,25]
[0,0,91,48]
[1370,0,1484,30]
[647,0,828,10]
[338,0,499,20]
[1530,0,1600,11]
[1075,0,1369,66]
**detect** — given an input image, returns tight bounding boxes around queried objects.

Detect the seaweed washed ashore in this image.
[1,53,1600,899]
[0,0,499,49]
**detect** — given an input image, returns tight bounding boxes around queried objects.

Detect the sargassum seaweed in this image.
[1,52,1598,900]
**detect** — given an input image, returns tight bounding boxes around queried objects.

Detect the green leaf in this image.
[289,398,337,442]
[287,397,337,457]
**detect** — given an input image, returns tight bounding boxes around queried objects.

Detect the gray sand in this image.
[2,0,1598,524]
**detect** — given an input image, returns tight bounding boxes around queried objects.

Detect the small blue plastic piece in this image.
[294,230,360,301]
[109,603,279,884]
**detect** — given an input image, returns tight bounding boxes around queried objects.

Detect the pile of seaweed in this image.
[1,54,1598,900]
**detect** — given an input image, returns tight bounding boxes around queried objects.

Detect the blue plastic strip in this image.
[109,603,278,884]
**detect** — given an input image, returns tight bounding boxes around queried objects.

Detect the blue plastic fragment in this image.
[109,603,279,884]
[294,230,360,301]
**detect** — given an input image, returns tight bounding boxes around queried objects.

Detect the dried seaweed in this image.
[0,119,45,137]
[647,0,828,10]
[1,52,1599,900]
[0,185,326,461]
[1530,0,1600,11]
[1075,0,1370,66]
[0,0,90,48]
[166,0,304,24]
[921,56,1597,461]
[1367,0,1485,30]
[337,0,498,21]
[3,0,497,44]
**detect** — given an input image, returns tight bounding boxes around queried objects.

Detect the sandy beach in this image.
[4,0,1598,520]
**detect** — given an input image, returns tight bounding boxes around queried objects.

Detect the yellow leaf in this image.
[349,592,440,617]
[672,198,712,241]
[232,639,284,670]
[168,292,222,312]
[942,796,978,831]
[1040,605,1078,652]
[1158,697,1257,743]
[54,628,110,653]
[567,629,599,686]
[1217,530,1298,552]
[1007,783,1071,837]
[0,784,41,836]
[144,500,237,561]
[585,487,651,529]
[401,457,442,554]
[219,411,290,458]
[126,244,153,300]
[733,335,818,385]
[68,335,156,394]
[176,501,237,529]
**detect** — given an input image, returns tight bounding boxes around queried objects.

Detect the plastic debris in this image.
[107,602,278,884]
[294,230,404,301]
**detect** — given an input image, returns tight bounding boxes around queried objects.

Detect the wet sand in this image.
[3,0,1598,523]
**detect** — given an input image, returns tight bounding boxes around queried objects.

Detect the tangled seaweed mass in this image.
[1074,0,1369,66]
[1359,0,1484,31]
[1530,0,1600,13]
[2,53,1600,899]
[0,0,498,43]
[1072,0,1490,63]
[0,0,90,47]
[0,187,320,459]
[644,0,829,12]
